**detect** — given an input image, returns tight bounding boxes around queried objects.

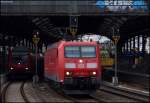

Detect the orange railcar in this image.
[44,41,101,93]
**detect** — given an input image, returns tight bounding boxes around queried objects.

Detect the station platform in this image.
[101,81,149,96]
[102,68,149,90]
[106,68,149,77]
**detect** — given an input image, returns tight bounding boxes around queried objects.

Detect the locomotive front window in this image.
[12,55,28,64]
[81,46,96,57]
[65,46,96,58]
[65,46,80,57]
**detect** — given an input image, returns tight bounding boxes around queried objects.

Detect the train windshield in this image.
[12,55,28,64]
[65,46,96,58]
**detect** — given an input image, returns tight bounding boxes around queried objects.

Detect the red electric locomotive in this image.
[8,46,34,78]
[44,41,101,94]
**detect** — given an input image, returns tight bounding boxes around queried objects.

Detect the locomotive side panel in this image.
[57,42,65,83]
[44,49,50,79]
[45,48,59,82]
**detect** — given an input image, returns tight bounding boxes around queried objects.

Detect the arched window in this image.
[131,37,134,50]
[135,36,138,48]
[139,35,143,51]
[128,39,131,52]
[146,37,150,54]
[125,42,127,51]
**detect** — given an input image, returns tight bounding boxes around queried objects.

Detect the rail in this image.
[20,81,30,103]
[100,81,149,102]
[1,82,12,102]
[1,81,30,103]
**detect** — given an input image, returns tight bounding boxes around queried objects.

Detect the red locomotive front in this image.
[45,41,101,93]
[8,46,34,78]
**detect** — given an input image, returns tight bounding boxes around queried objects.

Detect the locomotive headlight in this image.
[66,72,70,76]
[66,71,72,76]
[92,72,96,75]
[10,67,14,70]
[25,67,29,70]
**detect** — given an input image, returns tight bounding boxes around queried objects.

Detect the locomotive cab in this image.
[44,41,102,94]
[9,55,30,73]
[63,45,101,90]
[8,46,34,78]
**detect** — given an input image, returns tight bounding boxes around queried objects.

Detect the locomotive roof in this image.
[47,40,98,49]
[64,41,97,45]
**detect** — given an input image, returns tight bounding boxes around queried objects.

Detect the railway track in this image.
[51,90,101,103]
[41,81,139,102]
[2,80,147,102]
[20,81,30,102]
[1,81,30,102]
[66,94,100,103]
[1,82,12,102]
[32,83,47,102]
[89,94,106,102]
[100,82,149,102]
[46,81,102,102]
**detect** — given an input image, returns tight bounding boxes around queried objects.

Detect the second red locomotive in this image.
[44,40,101,94]
[8,46,34,78]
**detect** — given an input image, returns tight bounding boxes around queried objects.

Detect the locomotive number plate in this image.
[77,64,84,68]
